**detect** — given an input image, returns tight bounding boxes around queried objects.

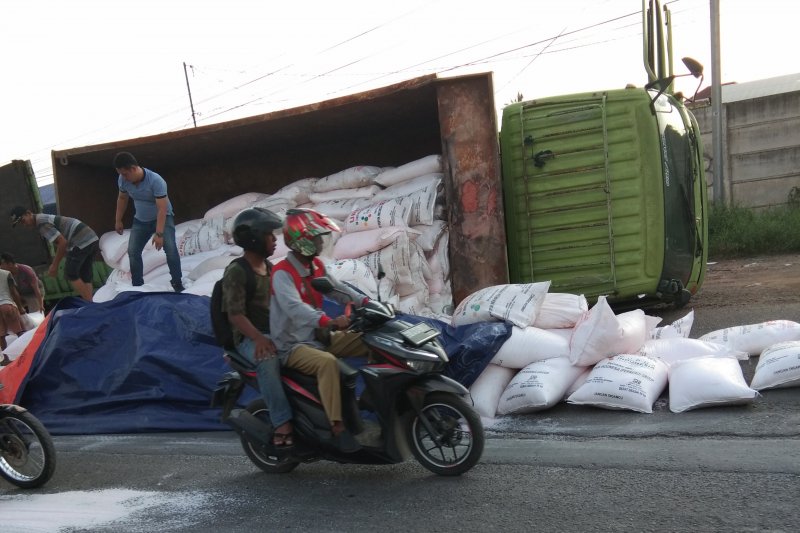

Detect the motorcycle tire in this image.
[0,408,57,489]
[240,400,299,474]
[403,392,485,476]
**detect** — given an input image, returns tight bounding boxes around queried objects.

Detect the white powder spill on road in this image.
[0,488,211,532]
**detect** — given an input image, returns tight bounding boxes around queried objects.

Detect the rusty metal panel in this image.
[435,76,509,303]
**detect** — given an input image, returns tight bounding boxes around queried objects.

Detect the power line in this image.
[20,1,698,186]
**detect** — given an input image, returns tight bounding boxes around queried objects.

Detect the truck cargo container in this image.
[49,73,506,306]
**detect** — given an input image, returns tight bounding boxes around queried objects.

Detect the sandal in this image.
[272,429,294,448]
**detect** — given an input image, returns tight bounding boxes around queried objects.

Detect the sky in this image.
[1,0,798,187]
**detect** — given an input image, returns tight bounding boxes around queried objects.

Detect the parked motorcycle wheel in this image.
[240,400,299,474]
[403,392,484,476]
[0,408,57,488]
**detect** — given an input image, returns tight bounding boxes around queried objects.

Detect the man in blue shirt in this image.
[113,152,184,292]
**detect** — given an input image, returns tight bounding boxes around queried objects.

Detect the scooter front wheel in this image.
[403,392,484,476]
[0,408,57,488]
[241,400,299,474]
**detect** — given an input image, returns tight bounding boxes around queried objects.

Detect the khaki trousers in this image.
[285,331,369,424]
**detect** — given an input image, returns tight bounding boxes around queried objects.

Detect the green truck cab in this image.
[501,87,707,306]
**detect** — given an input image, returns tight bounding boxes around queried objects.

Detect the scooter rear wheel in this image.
[403,392,484,476]
[0,408,57,488]
[241,400,299,474]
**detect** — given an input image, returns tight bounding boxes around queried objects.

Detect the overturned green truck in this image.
[43,70,706,309]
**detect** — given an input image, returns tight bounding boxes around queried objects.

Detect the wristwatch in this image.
[155,232,164,238]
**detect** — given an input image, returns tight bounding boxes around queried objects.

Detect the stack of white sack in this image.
[468,287,800,420]
[95,155,452,320]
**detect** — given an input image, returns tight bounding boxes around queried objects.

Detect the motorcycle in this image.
[211,276,484,476]
[0,390,57,488]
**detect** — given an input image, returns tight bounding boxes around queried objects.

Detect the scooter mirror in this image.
[310,277,335,294]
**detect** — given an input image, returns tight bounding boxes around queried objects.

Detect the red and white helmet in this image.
[282,208,340,257]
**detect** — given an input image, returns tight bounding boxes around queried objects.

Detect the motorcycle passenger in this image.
[223,207,294,447]
[270,208,370,451]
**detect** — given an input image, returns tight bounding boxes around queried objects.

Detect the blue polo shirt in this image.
[118,167,174,222]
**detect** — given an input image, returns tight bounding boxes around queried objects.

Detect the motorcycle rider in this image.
[223,207,294,447]
[270,208,370,452]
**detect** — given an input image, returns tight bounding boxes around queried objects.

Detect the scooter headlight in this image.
[405,359,440,373]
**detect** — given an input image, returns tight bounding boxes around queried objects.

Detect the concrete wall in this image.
[691,91,800,209]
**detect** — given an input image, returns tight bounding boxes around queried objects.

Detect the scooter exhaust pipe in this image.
[227,409,273,445]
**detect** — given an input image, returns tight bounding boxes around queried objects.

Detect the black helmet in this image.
[232,207,283,256]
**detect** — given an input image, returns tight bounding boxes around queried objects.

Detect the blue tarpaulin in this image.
[17,292,511,435]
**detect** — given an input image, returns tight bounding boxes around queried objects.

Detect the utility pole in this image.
[710,0,724,203]
[183,62,198,128]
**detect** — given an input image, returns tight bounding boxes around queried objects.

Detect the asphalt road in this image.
[2,292,799,532]
[2,427,797,533]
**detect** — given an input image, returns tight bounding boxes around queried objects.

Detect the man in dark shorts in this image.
[11,206,99,301]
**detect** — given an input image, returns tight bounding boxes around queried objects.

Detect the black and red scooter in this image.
[211,276,484,476]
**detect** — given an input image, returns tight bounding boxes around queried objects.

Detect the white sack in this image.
[638,337,749,367]
[92,283,119,303]
[184,279,218,297]
[3,328,37,360]
[313,198,370,220]
[18,312,43,332]
[668,356,758,413]
[344,199,412,233]
[373,173,443,202]
[204,192,268,220]
[750,341,800,391]
[497,358,588,414]
[179,216,226,256]
[427,231,450,278]
[99,230,131,266]
[118,248,168,276]
[188,255,237,281]
[650,309,694,339]
[312,166,381,193]
[699,320,800,356]
[250,196,296,217]
[567,354,669,414]
[533,293,588,329]
[396,294,432,316]
[414,220,447,252]
[333,227,418,260]
[328,259,378,299]
[452,282,550,329]
[490,326,571,369]
[428,289,454,317]
[272,177,318,204]
[375,155,442,188]
[614,309,650,355]
[394,181,440,226]
[308,185,380,205]
[568,296,623,366]
[564,367,592,399]
[360,233,429,297]
[468,364,515,419]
